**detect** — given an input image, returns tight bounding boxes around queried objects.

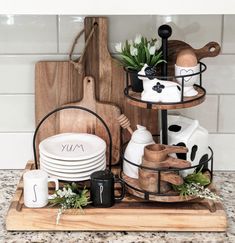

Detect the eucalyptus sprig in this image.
[48,183,90,224]
[115,34,165,71]
[173,170,222,201]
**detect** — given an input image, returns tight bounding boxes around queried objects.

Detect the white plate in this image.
[43,165,106,181]
[39,133,106,161]
[40,157,106,173]
[39,152,106,166]
[41,163,106,178]
[47,172,90,182]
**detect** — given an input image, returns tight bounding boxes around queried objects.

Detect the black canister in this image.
[90,170,125,208]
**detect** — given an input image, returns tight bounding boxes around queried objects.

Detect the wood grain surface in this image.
[59,76,121,164]
[35,61,84,160]
[83,17,159,142]
[6,161,227,232]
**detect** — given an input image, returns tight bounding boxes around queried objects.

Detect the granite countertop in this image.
[0,170,234,243]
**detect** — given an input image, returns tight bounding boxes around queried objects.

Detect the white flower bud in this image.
[134,34,142,44]
[128,39,133,45]
[130,46,138,56]
[115,42,122,53]
[149,45,156,55]
[154,39,161,51]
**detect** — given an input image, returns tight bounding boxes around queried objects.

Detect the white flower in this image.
[115,42,122,53]
[57,188,76,198]
[149,45,156,55]
[134,34,142,44]
[154,39,161,51]
[50,193,57,199]
[57,189,64,198]
[128,39,133,45]
[130,46,138,56]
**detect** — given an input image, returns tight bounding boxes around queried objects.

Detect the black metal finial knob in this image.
[158,24,172,39]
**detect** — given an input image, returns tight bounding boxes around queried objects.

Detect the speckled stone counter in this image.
[0,170,234,243]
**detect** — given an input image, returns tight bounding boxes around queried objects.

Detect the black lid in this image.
[90,170,113,180]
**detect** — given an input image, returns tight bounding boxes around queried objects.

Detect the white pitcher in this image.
[123,125,155,179]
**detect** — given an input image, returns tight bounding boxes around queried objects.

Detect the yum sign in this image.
[61,144,85,152]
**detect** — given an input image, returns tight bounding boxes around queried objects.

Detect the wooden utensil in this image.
[58,76,121,165]
[117,114,133,135]
[139,143,191,193]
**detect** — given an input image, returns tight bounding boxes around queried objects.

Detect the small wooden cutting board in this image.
[59,76,121,164]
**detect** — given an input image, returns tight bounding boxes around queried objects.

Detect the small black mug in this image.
[90,170,125,208]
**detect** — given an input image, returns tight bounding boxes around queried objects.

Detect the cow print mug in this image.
[23,170,59,208]
[90,170,125,208]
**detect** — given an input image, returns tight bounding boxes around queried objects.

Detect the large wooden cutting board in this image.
[35,17,159,165]
[59,76,121,164]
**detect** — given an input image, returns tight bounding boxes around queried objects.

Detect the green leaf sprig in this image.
[173,169,221,201]
[48,183,90,224]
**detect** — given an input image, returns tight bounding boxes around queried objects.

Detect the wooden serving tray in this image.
[6,161,227,232]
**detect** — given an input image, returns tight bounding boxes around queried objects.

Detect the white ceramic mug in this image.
[23,170,59,208]
[175,64,199,97]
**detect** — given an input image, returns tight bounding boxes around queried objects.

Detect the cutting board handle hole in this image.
[209,46,216,52]
[94,22,98,26]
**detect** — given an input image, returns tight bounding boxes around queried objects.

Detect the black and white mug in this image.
[90,170,125,208]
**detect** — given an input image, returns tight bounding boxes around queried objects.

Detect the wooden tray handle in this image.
[196,41,221,60]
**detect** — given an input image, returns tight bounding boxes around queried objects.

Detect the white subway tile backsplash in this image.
[58,15,222,54]
[0,55,68,94]
[59,15,157,54]
[0,95,35,132]
[170,95,218,133]
[222,15,235,53]
[203,55,235,94]
[156,15,222,49]
[109,16,157,53]
[0,15,57,54]
[218,95,235,133]
[0,132,33,169]
[209,134,235,170]
[58,15,85,54]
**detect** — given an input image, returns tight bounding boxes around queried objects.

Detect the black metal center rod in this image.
[158,25,172,145]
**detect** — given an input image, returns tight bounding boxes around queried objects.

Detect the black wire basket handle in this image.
[33,105,113,171]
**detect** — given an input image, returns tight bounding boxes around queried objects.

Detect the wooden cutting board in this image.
[59,76,121,165]
[167,40,221,76]
[35,17,159,165]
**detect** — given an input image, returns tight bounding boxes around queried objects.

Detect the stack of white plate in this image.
[39,133,106,181]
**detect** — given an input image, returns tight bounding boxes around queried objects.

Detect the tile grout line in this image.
[56,15,60,54]
[220,15,225,54]
[217,94,220,133]
[0,131,34,134]
[0,93,35,95]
